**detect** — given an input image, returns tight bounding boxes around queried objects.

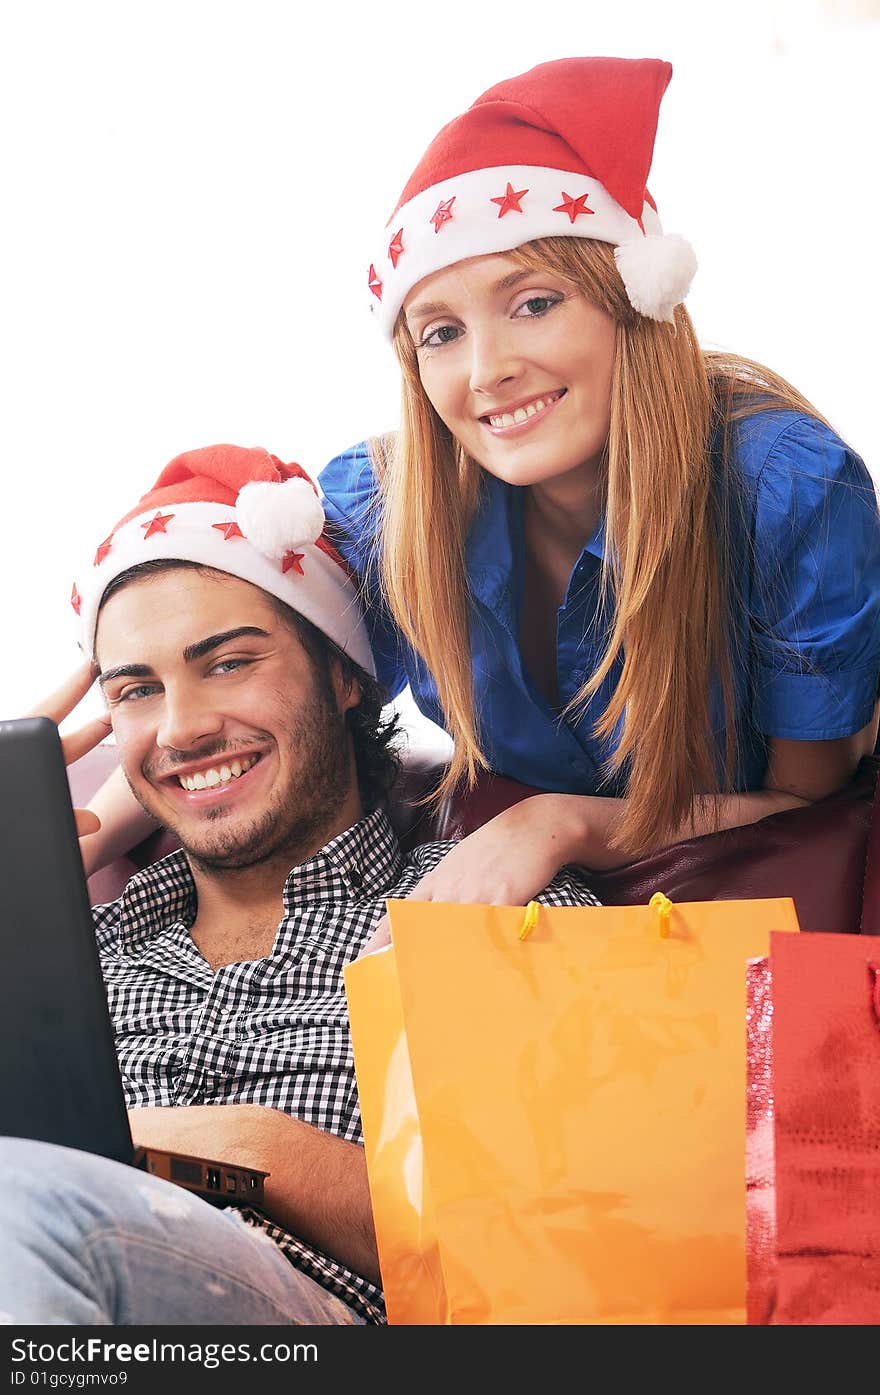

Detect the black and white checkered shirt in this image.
[93,809,600,1324]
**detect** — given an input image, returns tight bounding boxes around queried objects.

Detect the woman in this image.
[79,56,880,910]
[316,55,880,908]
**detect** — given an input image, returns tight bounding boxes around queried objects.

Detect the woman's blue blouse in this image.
[319,412,880,795]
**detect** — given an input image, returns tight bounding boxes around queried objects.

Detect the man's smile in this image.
[150,747,272,811]
[175,753,261,791]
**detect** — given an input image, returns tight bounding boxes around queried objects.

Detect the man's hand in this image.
[25,660,112,839]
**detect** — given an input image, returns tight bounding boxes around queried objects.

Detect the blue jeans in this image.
[0,1137,367,1325]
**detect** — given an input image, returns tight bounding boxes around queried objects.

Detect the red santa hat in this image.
[367,56,696,336]
[72,444,375,676]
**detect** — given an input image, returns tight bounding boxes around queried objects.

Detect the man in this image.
[0,445,599,1326]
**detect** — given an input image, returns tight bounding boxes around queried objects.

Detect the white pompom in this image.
[236,477,325,559]
[614,234,697,324]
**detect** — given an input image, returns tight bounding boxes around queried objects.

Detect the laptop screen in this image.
[0,717,135,1163]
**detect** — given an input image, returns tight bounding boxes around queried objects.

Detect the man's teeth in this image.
[488,393,560,429]
[178,755,258,792]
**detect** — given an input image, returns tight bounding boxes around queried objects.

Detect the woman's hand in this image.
[25,659,112,840]
[359,792,613,956]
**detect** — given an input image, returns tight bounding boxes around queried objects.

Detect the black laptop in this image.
[0,716,267,1207]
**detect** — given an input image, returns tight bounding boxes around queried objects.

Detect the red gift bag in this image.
[747,932,880,1323]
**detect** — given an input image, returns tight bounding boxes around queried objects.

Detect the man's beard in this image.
[127,691,353,875]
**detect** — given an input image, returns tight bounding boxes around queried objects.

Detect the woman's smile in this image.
[480,388,567,435]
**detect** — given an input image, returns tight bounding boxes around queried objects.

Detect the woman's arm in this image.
[437,716,880,881]
[559,715,880,870]
[360,714,878,954]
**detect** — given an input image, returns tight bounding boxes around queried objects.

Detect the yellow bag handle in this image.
[649,891,673,938]
[517,901,540,941]
[519,892,675,941]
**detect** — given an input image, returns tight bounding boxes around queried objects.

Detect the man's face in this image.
[96,568,361,871]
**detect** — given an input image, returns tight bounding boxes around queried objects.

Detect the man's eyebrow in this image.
[99,628,271,685]
[98,663,153,688]
[182,627,270,663]
[405,270,535,322]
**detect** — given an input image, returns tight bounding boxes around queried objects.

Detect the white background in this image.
[1,0,878,751]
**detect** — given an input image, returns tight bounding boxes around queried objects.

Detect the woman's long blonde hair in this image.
[374,236,825,853]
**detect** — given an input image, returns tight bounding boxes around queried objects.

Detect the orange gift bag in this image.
[345,896,799,1324]
[747,932,880,1323]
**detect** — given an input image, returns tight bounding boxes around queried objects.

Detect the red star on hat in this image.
[70,583,81,616]
[553,190,595,223]
[388,229,405,267]
[212,520,244,541]
[490,182,528,218]
[430,197,456,233]
[141,511,175,538]
[281,551,305,576]
[93,535,114,566]
[368,264,383,300]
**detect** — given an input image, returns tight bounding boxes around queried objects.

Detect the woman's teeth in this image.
[487,392,561,429]
[178,755,259,792]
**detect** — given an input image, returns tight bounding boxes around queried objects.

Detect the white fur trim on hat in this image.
[236,476,325,558]
[613,233,697,324]
[76,500,375,677]
[369,166,661,337]
[368,164,685,337]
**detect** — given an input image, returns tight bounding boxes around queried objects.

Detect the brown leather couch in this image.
[70,744,880,935]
